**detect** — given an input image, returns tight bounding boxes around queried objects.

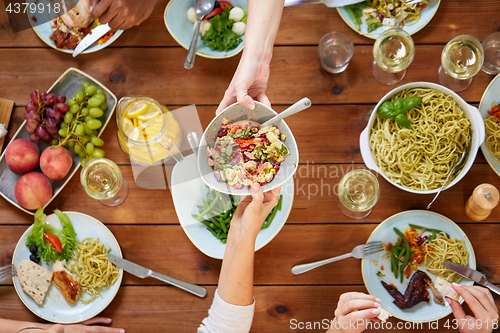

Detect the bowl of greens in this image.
[164,0,247,59]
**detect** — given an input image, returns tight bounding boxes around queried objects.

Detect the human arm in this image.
[447,284,499,333]
[0,317,124,333]
[197,184,280,333]
[216,0,285,114]
[325,292,382,333]
[90,0,158,30]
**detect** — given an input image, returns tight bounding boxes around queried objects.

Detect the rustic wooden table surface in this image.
[1,0,500,332]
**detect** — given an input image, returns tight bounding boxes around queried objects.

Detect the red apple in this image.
[5,138,40,174]
[40,146,73,181]
[15,172,52,210]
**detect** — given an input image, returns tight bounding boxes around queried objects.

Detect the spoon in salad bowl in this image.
[184,0,216,69]
[260,98,312,128]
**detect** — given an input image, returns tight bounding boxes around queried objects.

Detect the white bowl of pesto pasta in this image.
[359,82,485,194]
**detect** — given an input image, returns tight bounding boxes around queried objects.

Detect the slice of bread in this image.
[17,260,52,306]
[377,307,391,323]
[435,276,460,301]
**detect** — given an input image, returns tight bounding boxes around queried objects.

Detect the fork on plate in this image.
[0,264,16,283]
[291,241,383,275]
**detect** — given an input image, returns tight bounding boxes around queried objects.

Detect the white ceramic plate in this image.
[164,0,247,59]
[171,154,294,259]
[0,68,117,215]
[479,73,500,177]
[12,212,123,324]
[362,210,475,322]
[337,0,440,39]
[28,2,123,55]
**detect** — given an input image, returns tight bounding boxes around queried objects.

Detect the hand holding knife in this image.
[443,262,500,296]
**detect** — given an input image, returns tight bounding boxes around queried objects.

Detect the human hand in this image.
[46,317,124,333]
[228,183,280,241]
[215,54,272,115]
[447,284,499,333]
[90,0,157,30]
[326,292,381,333]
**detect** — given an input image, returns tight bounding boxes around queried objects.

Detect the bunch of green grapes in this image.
[55,82,107,167]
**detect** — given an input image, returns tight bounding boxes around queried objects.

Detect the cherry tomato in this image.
[203,7,224,20]
[218,1,234,9]
[43,233,63,254]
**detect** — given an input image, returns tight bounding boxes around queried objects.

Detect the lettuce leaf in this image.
[25,208,77,264]
[201,7,242,52]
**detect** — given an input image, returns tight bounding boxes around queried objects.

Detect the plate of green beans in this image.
[361,210,475,323]
[171,154,294,259]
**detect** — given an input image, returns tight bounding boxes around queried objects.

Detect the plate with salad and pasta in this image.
[479,73,500,177]
[337,0,440,39]
[361,210,475,323]
[12,210,122,324]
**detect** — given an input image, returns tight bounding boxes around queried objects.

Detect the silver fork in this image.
[0,264,16,283]
[291,242,383,275]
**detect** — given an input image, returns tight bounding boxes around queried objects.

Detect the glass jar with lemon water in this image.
[116,96,182,165]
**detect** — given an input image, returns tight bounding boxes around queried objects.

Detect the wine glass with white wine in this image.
[338,169,380,219]
[373,28,415,85]
[80,158,129,206]
[438,34,484,92]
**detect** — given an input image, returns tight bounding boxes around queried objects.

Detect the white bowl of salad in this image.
[199,102,299,195]
[164,0,247,59]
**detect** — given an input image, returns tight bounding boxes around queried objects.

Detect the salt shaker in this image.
[465,183,499,221]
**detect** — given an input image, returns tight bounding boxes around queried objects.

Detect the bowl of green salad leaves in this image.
[164,0,247,59]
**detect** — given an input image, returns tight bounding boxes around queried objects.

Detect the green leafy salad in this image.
[201,6,247,51]
[25,208,77,264]
[186,1,247,52]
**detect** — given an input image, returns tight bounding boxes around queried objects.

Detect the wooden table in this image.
[1,1,500,332]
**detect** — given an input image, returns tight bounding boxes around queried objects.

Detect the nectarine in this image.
[5,139,40,174]
[40,146,73,181]
[15,172,52,210]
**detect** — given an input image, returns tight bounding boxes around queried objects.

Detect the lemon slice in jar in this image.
[126,103,149,119]
[137,109,162,122]
[122,117,134,133]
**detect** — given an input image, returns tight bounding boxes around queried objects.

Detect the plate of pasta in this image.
[362,210,475,322]
[337,0,441,39]
[12,212,123,324]
[360,82,485,194]
[479,73,500,177]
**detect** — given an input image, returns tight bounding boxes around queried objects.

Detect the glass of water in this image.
[318,32,354,74]
[482,32,500,75]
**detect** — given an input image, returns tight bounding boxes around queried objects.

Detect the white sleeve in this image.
[197,289,255,333]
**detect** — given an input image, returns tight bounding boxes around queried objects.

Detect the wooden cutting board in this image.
[0,98,15,154]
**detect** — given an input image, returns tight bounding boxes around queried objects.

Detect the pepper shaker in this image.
[465,183,499,221]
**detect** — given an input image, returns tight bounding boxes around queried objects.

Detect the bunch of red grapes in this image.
[24,90,69,143]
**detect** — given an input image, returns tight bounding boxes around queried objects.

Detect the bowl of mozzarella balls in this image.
[164,0,248,59]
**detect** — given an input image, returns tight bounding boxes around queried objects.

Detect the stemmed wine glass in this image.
[80,158,129,206]
[373,28,415,85]
[438,34,484,92]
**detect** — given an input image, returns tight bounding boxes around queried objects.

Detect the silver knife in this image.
[285,0,366,7]
[443,262,500,296]
[107,254,207,298]
[72,23,111,57]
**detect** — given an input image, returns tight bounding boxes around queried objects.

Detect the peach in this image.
[40,146,73,181]
[5,139,40,175]
[15,172,52,210]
